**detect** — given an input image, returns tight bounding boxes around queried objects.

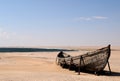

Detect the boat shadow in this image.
[62,65,120,76]
[77,69,120,76]
[104,71,120,76]
[79,70,120,76]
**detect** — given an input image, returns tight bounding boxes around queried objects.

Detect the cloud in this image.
[74,16,108,22]
[75,17,92,21]
[0,31,9,39]
[0,28,16,40]
[79,17,92,21]
[93,16,108,19]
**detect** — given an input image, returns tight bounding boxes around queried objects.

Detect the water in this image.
[0,48,76,52]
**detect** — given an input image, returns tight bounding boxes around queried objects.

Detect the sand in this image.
[0,46,120,81]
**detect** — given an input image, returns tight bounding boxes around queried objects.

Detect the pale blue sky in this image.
[0,0,120,46]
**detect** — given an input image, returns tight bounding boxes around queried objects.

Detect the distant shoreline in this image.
[0,48,76,52]
[0,47,119,53]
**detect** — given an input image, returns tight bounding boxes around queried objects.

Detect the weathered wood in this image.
[78,56,82,75]
[56,45,111,75]
[107,61,111,74]
[69,58,73,70]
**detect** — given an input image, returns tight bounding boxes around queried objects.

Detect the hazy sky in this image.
[0,0,120,46]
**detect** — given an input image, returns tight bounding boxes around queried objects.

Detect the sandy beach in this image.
[0,46,120,81]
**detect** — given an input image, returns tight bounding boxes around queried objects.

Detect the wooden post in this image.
[78,56,82,75]
[69,57,73,70]
[107,61,111,74]
[69,58,72,70]
[107,44,111,74]
[62,59,65,68]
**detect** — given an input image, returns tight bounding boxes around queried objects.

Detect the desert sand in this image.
[0,46,120,81]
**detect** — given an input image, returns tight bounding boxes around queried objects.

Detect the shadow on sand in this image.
[61,65,120,76]
[78,70,120,76]
[105,71,120,76]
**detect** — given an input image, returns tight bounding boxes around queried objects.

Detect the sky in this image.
[0,0,120,46]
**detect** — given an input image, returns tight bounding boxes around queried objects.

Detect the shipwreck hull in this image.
[57,45,111,74]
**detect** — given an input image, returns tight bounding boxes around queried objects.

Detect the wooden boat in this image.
[56,45,111,75]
